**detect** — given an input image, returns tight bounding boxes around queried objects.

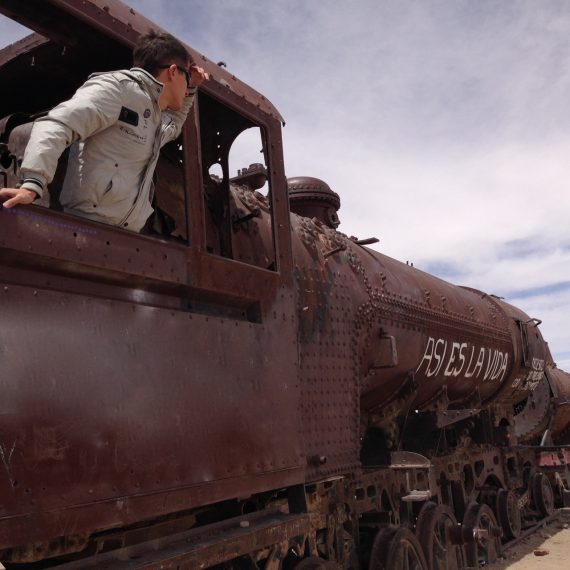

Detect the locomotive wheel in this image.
[462,503,501,567]
[532,472,555,517]
[294,557,339,569]
[496,489,522,540]
[369,526,428,570]
[416,502,465,570]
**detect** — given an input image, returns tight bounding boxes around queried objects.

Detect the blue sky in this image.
[2,1,570,369]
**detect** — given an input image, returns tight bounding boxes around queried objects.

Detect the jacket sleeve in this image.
[160,87,197,146]
[20,74,124,198]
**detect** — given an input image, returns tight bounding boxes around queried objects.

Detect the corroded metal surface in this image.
[288,176,341,229]
[547,367,570,443]
[55,512,310,569]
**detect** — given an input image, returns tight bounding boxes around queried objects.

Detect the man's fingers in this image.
[0,188,17,207]
[1,193,26,208]
[2,196,20,209]
[0,188,37,209]
[190,65,209,85]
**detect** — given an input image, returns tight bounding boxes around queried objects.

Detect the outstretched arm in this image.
[1,73,125,208]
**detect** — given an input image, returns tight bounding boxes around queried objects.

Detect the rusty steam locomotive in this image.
[1,1,570,569]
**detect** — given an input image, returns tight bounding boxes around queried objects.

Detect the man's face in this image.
[171,63,190,110]
[156,62,191,111]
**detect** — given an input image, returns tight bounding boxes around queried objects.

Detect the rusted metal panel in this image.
[536,447,570,467]
[513,373,552,441]
[293,229,362,480]
[547,367,570,443]
[0,206,188,285]
[0,33,48,67]
[0,277,303,549]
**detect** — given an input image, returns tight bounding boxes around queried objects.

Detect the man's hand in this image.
[189,65,209,88]
[0,187,37,208]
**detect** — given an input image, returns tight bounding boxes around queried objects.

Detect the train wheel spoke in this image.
[497,488,522,540]
[462,503,501,567]
[369,526,428,570]
[532,472,555,517]
[416,501,465,570]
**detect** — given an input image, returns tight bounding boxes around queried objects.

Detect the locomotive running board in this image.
[54,511,310,569]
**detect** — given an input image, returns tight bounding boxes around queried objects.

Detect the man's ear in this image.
[168,64,179,82]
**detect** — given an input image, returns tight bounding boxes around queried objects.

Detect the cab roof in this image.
[0,0,285,124]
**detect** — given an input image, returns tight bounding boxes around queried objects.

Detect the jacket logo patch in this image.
[119,106,139,126]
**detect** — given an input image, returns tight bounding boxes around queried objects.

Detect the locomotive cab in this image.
[0,0,294,314]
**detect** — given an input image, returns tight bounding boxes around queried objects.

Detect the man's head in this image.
[133,30,194,111]
[133,30,192,75]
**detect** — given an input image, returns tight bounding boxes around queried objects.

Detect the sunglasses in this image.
[176,65,191,87]
[158,64,190,87]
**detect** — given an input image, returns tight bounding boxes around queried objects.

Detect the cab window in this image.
[198,91,277,271]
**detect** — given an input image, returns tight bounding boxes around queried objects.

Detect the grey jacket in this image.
[21,68,195,232]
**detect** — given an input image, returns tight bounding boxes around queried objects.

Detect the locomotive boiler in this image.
[1,1,570,569]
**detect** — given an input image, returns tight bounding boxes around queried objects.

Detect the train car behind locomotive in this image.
[1,1,570,569]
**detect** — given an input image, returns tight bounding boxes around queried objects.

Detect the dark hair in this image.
[132,30,192,76]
